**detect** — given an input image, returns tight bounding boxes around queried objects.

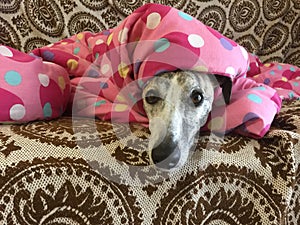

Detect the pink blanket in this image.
[0,4,299,138]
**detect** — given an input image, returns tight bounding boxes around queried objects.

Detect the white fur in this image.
[143,71,217,170]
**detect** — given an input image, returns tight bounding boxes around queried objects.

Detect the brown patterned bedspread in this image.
[1,0,300,224]
[0,100,299,224]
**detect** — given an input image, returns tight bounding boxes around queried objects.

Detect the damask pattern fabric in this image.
[0,0,300,67]
[0,100,299,224]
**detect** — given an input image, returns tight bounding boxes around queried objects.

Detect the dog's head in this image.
[142,70,231,170]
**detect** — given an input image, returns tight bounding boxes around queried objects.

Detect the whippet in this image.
[142,70,231,170]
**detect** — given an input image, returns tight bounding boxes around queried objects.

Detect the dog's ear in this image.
[214,75,232,105]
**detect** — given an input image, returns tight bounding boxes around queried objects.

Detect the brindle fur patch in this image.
[142,70,219,169]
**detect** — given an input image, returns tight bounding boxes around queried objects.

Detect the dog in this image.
[142,70,232,170]
[0,4,281,171]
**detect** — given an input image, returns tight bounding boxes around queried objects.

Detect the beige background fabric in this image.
[0,0,300,66]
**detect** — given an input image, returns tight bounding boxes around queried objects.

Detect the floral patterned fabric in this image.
[0,0,300,224]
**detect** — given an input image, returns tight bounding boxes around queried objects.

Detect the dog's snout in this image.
[151,138,180,169]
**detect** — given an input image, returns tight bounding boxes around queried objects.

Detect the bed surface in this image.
[0,100,299,224]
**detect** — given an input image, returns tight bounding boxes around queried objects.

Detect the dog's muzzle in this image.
[151,136,180,170]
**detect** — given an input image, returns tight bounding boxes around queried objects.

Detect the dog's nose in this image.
[151,139,180,170]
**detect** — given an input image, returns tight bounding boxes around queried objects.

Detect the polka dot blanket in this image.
[1,3,299,138]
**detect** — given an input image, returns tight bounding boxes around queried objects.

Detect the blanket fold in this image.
[1,3,299,138]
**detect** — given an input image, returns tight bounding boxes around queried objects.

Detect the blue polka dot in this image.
[253,86,266,91]
[264,78,271,85]
[74,47,80,55]
[289,92,295,99]
[87,69,99,78]
[277,65,283,70]
[28,53,39,58]
[94,100,106,107]
[43,103,52,118]
[128,93,137,103]
[178,11,193,21]
[100,82,108,89]
[134,60,142,74]
[102,30,110,35]
[5,70,22,86]
[138,80,144,88]
[290,67,296,72]
[293,82,299,87]
[42,51,55,61]
[243,112,259,123]
[269,70,275,75]
[247,94,262,104]
[220,38,233,50]
[154,38,170,52]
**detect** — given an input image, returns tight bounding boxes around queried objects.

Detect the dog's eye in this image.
[145,90,161,105]
[190,90,203,107]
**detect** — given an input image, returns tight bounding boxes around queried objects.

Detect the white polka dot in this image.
[118,28,129,44]
[95,39,104,45]
[10,104,26,120]
[114,104,128,112]
[226,66,236,76]
[188,34,204,48]
[38,73,50,87]
[146,12,161,30]
[0,46,13,57]
[101,64,110,74]
[240,46,248,60]
[194,65,208,72]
